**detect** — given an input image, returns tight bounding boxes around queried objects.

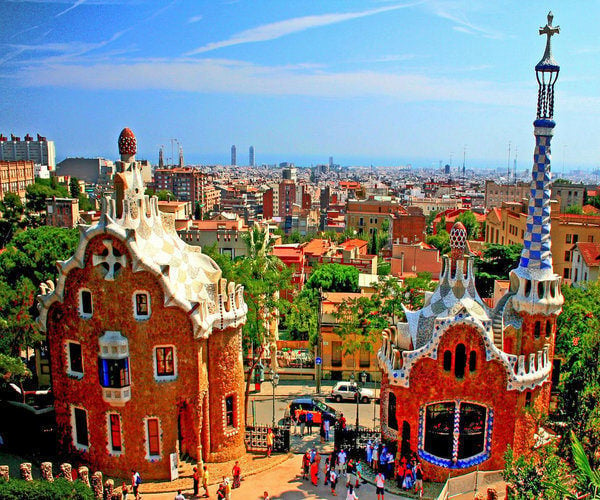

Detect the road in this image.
[247,380,381,429]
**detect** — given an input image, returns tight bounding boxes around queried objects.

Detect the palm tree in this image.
[237,224,289,424]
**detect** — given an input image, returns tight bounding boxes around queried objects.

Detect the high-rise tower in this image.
[231,145,236,166]
[249,146,255,167]
[506,12,563,386]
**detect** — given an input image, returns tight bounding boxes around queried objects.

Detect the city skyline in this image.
[1,1,599,169]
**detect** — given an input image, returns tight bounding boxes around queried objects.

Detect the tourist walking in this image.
[346,484,359,500]
[337,448,347,476]
[201,465,209,498]
[366,441,373,466]
[324,418,331,441]
[121,482,128,499]
[299,410,306,436]
[266,428,274,458]
[323,457,331,485]
[131,470,141,500]
[232,461,241,488]
[375,471,386,500]
[310,457,319,485]
[193,466,200,497]
[414,462,424,498]
[372,444,379,472]
[329,468,338,496]
[301,450,311,480]
[223,477,231,500]
[306,411,313,434]
[175,490,185,500]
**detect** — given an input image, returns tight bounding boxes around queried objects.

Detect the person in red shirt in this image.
[232,461,241,488]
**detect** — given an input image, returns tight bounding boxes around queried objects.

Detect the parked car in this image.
[283,398,338,425]
[330,382,375,404]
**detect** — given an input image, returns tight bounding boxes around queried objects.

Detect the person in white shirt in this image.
[346,483,359,500]
[337,449,347,476]
[174,490,185,500]
[375,471,385,500]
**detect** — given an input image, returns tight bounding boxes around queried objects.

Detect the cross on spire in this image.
[538,11,560,65]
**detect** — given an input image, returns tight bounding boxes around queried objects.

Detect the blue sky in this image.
[1,1,599,169]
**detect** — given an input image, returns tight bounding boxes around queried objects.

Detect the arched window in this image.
[422,401,490,467]
[545,321,552,337]
[458,403,486,459]
[443,350,452,371]
[455,344,466,378]
[537,281,545,299]
[524,280,532,297]
[388,392,398,431]
[534,321,541,339]
[469,351,477,373]
[424,403,454,459]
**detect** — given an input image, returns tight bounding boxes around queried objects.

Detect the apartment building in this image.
[0,160,35,201]
[485,201,600,279]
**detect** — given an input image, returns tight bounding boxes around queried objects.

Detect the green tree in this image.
[156,190,174,201]
[0,226,79,286]
[194,202,202,220]
[435,215,447,234]
[25,180,67,212]
[69,177,81,199]
[305,263,359,293]
[473,243,523,298]
[0,192,25,247]
[234,225,291,423]
[426,230,450,256]
[401,272,436,313]
[201,243,235,282]
[286,288,319,344]
[555,282,600,468]
[564,205,583,215]
[426,210,439,235]
[334,293,389,376]
[455,210,480,240]
[504,444,576,499]
[78,194,93,212]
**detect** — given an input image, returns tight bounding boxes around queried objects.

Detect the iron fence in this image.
[245,425,290,453]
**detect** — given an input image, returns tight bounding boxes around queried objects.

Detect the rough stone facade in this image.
[38,129,248,480]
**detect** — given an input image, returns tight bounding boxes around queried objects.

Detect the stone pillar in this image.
[41,462,54,482]
[78,466,90,487]
[104,479,114,498]
[0,465,9,481]
[91,471,103,499]
[60,463,73,481]
[20,463,33,481]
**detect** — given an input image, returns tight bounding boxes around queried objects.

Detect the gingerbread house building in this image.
[378,13,564,481]
[38,128,248,479]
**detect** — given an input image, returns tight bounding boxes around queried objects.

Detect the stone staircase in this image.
[490,292,513,349]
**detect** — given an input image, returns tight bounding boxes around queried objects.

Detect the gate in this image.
[334,426,381,457]
[245,425,290,453]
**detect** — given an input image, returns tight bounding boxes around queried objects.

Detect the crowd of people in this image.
[366,440,424,497]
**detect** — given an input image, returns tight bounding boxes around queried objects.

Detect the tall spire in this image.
[509,13,563,316]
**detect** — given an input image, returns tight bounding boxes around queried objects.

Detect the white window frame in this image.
[106,412,124,456]
[71,405,89,452]
[222,393,239,437]
[153,345,178,382]
[144,416,162,461]
[66,340,84,379]
[78,288,93,319]
[133,290,151,320]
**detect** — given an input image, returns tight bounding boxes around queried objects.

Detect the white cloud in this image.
[185,2,421,55]
[55,0,87,18]
[188,15,203,24]
[14,57,530,108]
[428,0,504,40]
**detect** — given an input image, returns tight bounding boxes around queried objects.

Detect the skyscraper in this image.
[231,145,236,166]
[249,146,255,167]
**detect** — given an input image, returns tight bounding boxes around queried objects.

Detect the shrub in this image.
[0,478,93,500]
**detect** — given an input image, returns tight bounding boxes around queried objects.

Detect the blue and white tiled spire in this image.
[510,12,563,316]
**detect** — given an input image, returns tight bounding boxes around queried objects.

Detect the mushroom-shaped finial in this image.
[449,222,468,261]
[118,128,136,157]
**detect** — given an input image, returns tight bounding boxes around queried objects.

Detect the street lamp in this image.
[270,371,280,428]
